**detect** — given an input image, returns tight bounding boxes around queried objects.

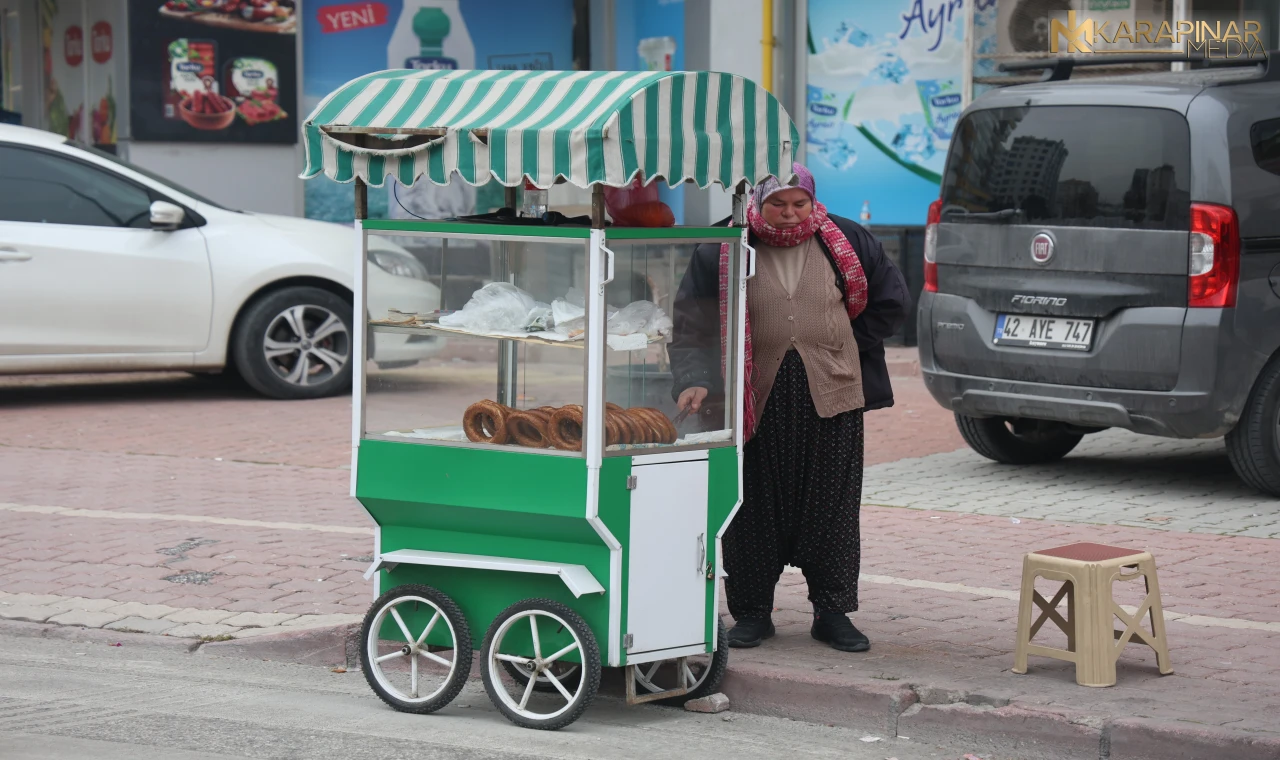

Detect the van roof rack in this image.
[998,52,1276,84]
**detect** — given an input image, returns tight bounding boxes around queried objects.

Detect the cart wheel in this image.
[360,584,471,715]
[634,616,728,705]
[481,599,601,730]
[500,659,582,694]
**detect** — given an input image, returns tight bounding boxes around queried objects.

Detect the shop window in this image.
[0,145,151,227]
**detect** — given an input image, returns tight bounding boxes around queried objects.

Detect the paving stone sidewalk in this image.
[865,430,1280,538]
[2,370,1279,754]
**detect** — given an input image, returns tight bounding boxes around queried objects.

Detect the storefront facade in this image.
[1,0,1274,225]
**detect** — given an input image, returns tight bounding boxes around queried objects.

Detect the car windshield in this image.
[65,140,241,212]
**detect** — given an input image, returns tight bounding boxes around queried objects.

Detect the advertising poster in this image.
[303,0,575,222]
[127,0,298,144]
[806,0,967,226]
[611,0,684,222]
[1,9,21,124]
[40,0,87,141]
[612,0,684,72]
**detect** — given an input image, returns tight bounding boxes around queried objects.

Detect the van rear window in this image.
[941,106,1191,230]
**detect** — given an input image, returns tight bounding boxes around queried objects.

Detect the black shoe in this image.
[726,616,775,648]
[811,612,870,652]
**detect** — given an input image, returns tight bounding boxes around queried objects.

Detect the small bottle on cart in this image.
[521,180,548,219]
[859,199,871,223]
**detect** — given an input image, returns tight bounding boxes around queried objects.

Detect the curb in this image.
[200,622,359,668]
[718,662,1280,760]
[13,618,1279,759]
[205,624,1280,760]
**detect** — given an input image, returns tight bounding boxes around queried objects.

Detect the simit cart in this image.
[302,69,799,730]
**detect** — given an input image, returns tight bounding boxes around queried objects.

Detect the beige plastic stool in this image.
[1013,542,1173,687]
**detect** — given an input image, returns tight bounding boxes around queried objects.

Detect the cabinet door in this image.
[626,459,709,655]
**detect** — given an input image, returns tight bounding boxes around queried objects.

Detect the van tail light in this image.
[924,199,941,293]
[1188,202,1240,308]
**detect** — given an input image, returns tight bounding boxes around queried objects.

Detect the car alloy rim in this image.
[263,305,350,386]
[366,595,459,703]
[488,609,587,721]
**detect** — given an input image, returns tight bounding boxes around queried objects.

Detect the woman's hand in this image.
[677,387,709,413]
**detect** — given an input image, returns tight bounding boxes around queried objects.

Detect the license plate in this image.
[994,314,1094,351]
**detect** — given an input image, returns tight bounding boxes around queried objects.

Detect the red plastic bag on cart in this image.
[603,178,675,227]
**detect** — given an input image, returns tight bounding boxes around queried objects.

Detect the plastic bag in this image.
[439,282,552,333]
[607,300,673,339]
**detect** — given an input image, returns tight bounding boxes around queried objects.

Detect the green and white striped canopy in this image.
[301,69,799,190]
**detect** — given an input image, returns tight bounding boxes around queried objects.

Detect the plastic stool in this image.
[1013,542,1173,687]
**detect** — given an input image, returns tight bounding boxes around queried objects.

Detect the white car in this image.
[0,124,442,399]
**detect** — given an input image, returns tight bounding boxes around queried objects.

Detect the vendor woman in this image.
[669,163,909,652]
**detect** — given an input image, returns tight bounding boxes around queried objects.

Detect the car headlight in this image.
[369,249,430,280]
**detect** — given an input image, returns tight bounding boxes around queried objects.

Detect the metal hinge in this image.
[625,475,638,490]
[623,633,634,649]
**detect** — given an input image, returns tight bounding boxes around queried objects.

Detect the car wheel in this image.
[955,414,1083,465]
[1225,358,1280,497]
[232,286,353,400]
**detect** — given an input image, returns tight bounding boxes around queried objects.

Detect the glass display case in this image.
[360,224,743,458]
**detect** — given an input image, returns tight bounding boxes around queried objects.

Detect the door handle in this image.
[696,533,705,574]
[0,248,32,263]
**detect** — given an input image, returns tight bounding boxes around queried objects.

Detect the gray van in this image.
[916,57,1280,495]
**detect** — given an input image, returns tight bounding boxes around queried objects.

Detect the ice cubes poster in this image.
[806,0,968,226]
[303,0,575,223]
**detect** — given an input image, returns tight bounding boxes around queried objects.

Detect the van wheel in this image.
[955,414,1083,465]
[1225,360,1280,497]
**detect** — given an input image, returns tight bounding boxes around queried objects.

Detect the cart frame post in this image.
[591,185,606,229]
[624,657,691,705]
[732,180,748,227]
[354,177,368,220]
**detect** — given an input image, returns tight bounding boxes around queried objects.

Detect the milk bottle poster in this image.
[303,0,574,223]
[806,0,968,226]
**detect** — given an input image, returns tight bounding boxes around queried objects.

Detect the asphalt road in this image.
[0,624,1023,760]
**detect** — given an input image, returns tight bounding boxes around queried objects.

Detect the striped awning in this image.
[301,69,799,190]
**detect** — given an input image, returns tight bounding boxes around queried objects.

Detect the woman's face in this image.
[760,188,813,229]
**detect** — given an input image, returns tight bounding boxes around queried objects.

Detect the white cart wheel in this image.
[634,617,728,705]
[360,584,472,714]
[481,599,600,730]
[500,659,582,694]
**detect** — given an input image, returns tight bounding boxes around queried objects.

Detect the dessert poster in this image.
[127,0,297,143]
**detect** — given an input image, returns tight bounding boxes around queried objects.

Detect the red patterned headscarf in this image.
[717,164,870,442]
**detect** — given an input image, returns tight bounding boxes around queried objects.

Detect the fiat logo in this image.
[1030,232,1055,265]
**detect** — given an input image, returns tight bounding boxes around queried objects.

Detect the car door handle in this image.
[0,248,32,263]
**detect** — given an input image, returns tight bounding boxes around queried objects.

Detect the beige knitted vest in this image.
[746,238,864,428]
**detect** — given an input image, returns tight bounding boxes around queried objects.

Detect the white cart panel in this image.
[626,459,709,655]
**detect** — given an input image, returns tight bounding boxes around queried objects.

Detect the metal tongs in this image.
[672,406,693,427]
